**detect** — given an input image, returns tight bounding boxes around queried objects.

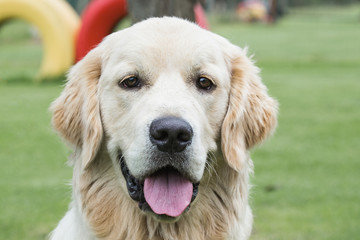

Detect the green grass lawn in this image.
[1,5,360,239]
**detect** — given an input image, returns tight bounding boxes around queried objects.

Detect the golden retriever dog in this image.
[50,17,278,240]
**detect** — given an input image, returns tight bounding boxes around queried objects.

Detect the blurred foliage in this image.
[205,0,360,10]
[66,0,90,13]
[287,0,360,6]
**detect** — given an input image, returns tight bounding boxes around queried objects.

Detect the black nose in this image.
[149,117,193,153]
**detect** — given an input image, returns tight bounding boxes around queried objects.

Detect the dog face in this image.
[51,17,277,221]
[98,19,233,218]
[99,19,231,181]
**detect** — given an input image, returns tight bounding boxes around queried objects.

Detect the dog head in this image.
[51,17,277,221]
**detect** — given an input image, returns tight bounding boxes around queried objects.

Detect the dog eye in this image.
[119,76,141,89]
[196,77,214,91]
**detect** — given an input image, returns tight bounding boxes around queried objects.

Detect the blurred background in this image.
[0,0,359,239]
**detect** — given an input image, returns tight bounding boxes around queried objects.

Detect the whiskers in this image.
[203,151,220,187]
[118,153,125,164]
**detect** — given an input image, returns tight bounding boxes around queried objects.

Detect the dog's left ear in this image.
[50,47,103,170]
[221,48,278,172]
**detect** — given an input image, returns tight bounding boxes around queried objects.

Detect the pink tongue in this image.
[144,170,193,217]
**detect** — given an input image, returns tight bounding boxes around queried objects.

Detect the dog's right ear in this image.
[50,47,103,170]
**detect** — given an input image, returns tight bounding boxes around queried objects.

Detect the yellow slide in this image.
[0,0,80,80]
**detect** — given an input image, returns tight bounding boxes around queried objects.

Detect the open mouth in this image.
[120,158,199,219]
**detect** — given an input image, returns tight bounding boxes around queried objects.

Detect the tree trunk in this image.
[269,0,278,23]
[128,0,197,24]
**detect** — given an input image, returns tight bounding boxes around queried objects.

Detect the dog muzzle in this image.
[120,158,199,219]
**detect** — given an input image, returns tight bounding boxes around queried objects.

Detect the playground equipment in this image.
[194,3,209,30]
[76,0,209,61]
[236,0,267,22]
[76,0,127,61]
[0,0,209,79]
[0,0,79,79]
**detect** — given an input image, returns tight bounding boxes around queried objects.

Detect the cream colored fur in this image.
[50,17,278,240]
